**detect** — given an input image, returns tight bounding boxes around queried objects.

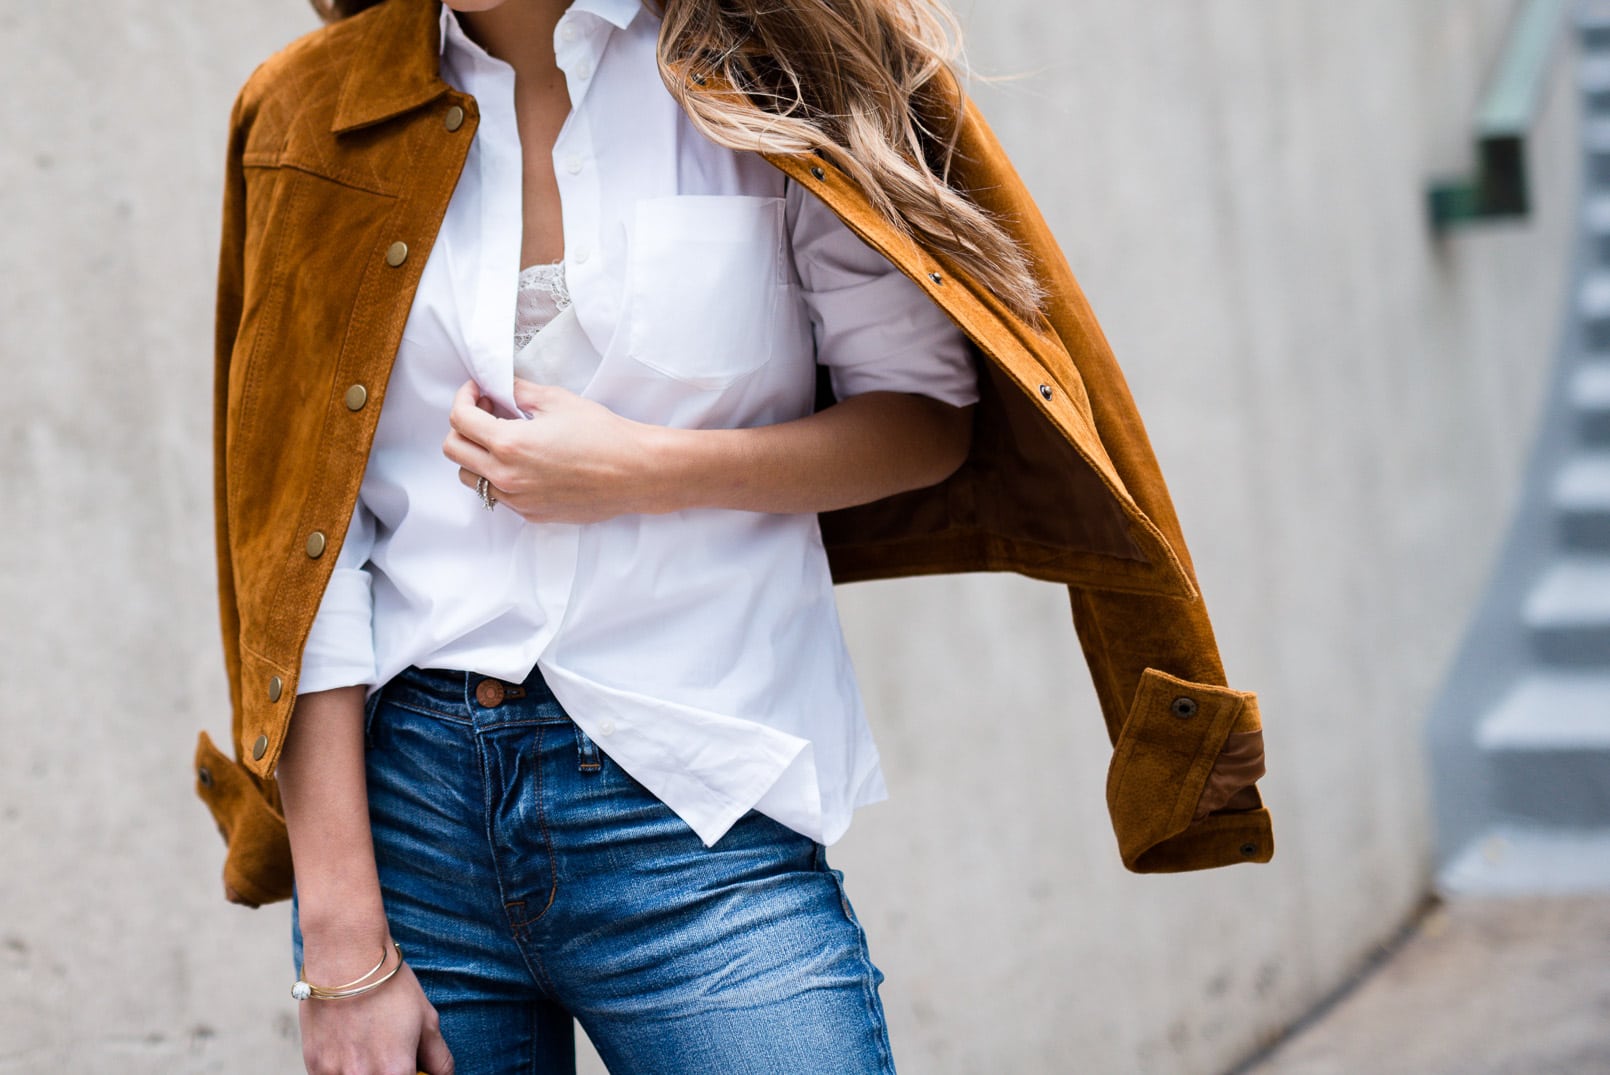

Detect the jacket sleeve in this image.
[191,78,297,908]
[1049,210,1270,872]
[954,95,1272,872]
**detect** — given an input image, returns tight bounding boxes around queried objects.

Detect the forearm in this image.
[645,391,974,515]
[275,686,387,948]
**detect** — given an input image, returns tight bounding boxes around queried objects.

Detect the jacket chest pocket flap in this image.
[625,194,787,391]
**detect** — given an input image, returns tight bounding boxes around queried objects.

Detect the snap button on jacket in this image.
[193,0,1272,908]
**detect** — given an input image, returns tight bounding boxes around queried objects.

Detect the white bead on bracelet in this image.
[292,941,405,1001]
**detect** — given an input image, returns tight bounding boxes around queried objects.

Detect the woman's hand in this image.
[443,378,665,523]
[296,932,454,1075]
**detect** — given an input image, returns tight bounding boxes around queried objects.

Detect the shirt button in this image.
[574,60,593,81]
[570,245,592,265]
[598,719,616,737]
[561,21,578,42]
[563,153,585,175]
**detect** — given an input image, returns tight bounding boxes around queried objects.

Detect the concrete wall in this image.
[0,1,1577,1072]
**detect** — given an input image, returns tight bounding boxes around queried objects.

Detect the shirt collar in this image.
[331,0,648,135]
[438,0,643,58]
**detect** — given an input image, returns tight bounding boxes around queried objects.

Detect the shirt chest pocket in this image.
[623,194,788,391]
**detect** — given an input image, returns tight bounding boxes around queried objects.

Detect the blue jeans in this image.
[290,663,897,1074]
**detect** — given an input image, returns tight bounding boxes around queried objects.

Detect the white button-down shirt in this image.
[296,0,979,847]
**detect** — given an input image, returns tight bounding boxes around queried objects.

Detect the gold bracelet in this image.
[292,941,405,1001]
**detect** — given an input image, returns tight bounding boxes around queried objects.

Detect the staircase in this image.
[1437,2,1610,893]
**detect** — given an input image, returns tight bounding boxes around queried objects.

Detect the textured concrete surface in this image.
[0,1,1582,1073]
[1240,896,1610,1075]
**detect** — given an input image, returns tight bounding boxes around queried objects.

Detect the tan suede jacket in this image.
[192,0,1272,908]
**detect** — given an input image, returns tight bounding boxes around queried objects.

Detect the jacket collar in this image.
[332,0,448,134]
[333,0,647,134]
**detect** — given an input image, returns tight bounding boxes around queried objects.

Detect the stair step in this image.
[1555,454,1610,548]
[1587,118,1610,191]
[1478,673,1610,823]
[1584,1,1610,53]
[1523,558,1610,663]
[1478,672,1610,749]
[1587,55,1610,115]
[1580,273,1610,351]
[1570,363,1610,443]
[1441,824,1610,895]
[1587,195,1610,265]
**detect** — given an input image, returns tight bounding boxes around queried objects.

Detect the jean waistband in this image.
[384,662,570,727]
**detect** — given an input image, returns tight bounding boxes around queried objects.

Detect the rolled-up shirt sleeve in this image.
[296,497,378,695]
[785,176,980,407]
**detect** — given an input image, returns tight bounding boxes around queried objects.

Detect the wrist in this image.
[634,422,696,514]
[296,891,389,943]
[297,913,392,979]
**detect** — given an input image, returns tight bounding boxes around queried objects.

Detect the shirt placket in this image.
[552,10,608,363]
[526,11,612,663]
[459,45,523,416]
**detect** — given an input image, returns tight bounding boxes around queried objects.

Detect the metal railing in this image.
[1429,0,1569,229]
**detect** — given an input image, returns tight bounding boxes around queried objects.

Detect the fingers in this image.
[455,467,504,501]
[442,427,498,478]
[447,380,503,449]
[515,378,573,411]
[417,1008,455,1075]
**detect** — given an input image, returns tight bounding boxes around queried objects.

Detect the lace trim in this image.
[513,259,572,351]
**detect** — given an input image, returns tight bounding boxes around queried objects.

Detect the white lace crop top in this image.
[513,260,571,348]
[511,259,600,396]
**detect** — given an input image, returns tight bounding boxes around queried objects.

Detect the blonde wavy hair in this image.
[313,0,1047,321]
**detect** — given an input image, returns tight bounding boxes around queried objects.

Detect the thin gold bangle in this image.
[292,941,404,1001]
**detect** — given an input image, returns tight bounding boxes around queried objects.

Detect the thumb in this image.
[417,1016,455,1075]
[512,377,561,412]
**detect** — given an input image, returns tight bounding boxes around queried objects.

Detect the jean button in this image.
[475,679,506,707]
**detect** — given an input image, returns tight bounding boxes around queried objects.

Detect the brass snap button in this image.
[306,531,327,559]
[475,679,506,708]
[810,165,825,180]
[1038,384,1054,401]
[1170,696,1198,719]
[344,384,368,411]
[252,734,269,760]
[385,241,409,267]
[928,271,943,285]
[444,104,466,132]
[268,675,284,703]
[197,766,213,788]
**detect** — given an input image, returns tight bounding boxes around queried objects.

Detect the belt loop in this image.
[576,724,601,774]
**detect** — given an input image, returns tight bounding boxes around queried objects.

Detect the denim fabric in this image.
[290,662,897,1074]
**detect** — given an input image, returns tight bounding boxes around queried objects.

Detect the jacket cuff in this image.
[193,730,293,907]
[1105,668,1273,873]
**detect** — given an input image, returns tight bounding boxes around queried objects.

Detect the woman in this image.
[196,0,1272,1071]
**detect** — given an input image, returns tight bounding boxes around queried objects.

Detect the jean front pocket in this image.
[624,194,788,390]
